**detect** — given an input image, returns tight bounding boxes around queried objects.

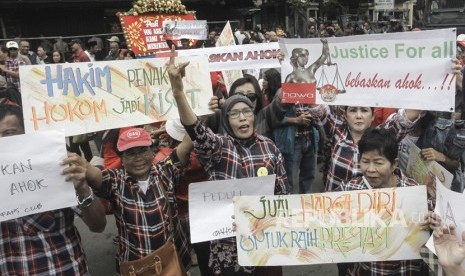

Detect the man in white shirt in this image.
[85,40,98,62]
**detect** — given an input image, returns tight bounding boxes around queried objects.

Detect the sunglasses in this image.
[237,93,258,102]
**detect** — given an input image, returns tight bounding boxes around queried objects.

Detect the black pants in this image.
[192,241,212,276]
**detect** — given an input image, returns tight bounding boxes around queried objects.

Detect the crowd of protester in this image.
[1,18,465,276]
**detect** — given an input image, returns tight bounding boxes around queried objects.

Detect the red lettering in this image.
[395,73,423,89]
[345,72,391,89]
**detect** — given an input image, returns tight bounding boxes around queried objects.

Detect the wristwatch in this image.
[77,188,94,208]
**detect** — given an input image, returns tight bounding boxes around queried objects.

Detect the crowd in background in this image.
[1,18,465,276]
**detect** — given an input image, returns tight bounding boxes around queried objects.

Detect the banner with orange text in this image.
[234,186,429,266]
[20,57,213,136]
[279,28,456,111]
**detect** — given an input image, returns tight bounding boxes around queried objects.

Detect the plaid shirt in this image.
[96,155,191,269]
[310,106,416,192]
[0,208,89,275]
[342,169,430,276]
[185,119,289,274]
[5,57,25,91]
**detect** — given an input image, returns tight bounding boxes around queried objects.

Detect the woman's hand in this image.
[452,58,462,76]
[433,224,465,270]
[421,147,446,162]
[208,96,225,111]
[294,113,312,126]
[167,45,190,96]
[277,51,285,64]
[419,211,441,231]
[61,152,89,191]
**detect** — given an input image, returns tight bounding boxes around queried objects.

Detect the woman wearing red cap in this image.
[62,127,194,273]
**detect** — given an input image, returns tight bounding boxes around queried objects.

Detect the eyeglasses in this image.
[236,93,258,102]
[228,108,254,119]
[122,147,152,160]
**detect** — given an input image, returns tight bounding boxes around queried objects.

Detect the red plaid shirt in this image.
[0,208,89,275]
[185,119,289,274]
[342,169,429,276]
[96,155,191,269]
[5,57,25,91]
[310,106,416,192]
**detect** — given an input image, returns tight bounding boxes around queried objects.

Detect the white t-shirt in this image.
[137,179,150,194]
[398,134,420,172]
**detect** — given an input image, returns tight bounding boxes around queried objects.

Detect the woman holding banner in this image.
[309,105,422,276]
[342,128,431,275]
[167,48,289,275]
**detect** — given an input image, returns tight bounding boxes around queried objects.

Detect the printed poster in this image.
[162,20,207,40]
[279,28,456,111]
[156,43,281,71]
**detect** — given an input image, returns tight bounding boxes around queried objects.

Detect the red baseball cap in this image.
[117,128,152,152]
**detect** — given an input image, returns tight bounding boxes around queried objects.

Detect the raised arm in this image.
[309,39,329,74]
[175,134,194,166]
[167,46,196,126]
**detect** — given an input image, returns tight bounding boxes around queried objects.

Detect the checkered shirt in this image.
[184,119,289,274]
[96,155,191,269]
[343,169,431,276]
[309,106,416,192]
[0,208,89,275]
[5,57,25,91]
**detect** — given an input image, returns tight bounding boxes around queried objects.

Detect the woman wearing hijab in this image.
[168,50,289,275]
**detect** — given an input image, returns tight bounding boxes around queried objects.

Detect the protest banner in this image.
[189,175,275,243]
[426,178,465,269]
[157,43,281,71]
[234,186,429,266]
[162,20,207,40]
[118,12,196,56]
[375,0,394,10]
[0,130,76,222]
[406,143,453,189]
[279,28,456,111]
[215,21,243,92]
[20,56,213,136]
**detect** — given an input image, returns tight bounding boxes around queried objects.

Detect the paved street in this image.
[76,215,337,276]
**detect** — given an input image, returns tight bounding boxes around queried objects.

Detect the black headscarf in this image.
[221,94,255,139]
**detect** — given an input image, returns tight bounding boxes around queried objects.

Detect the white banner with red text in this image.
[279,28,456,111]
[157,42,281,71]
